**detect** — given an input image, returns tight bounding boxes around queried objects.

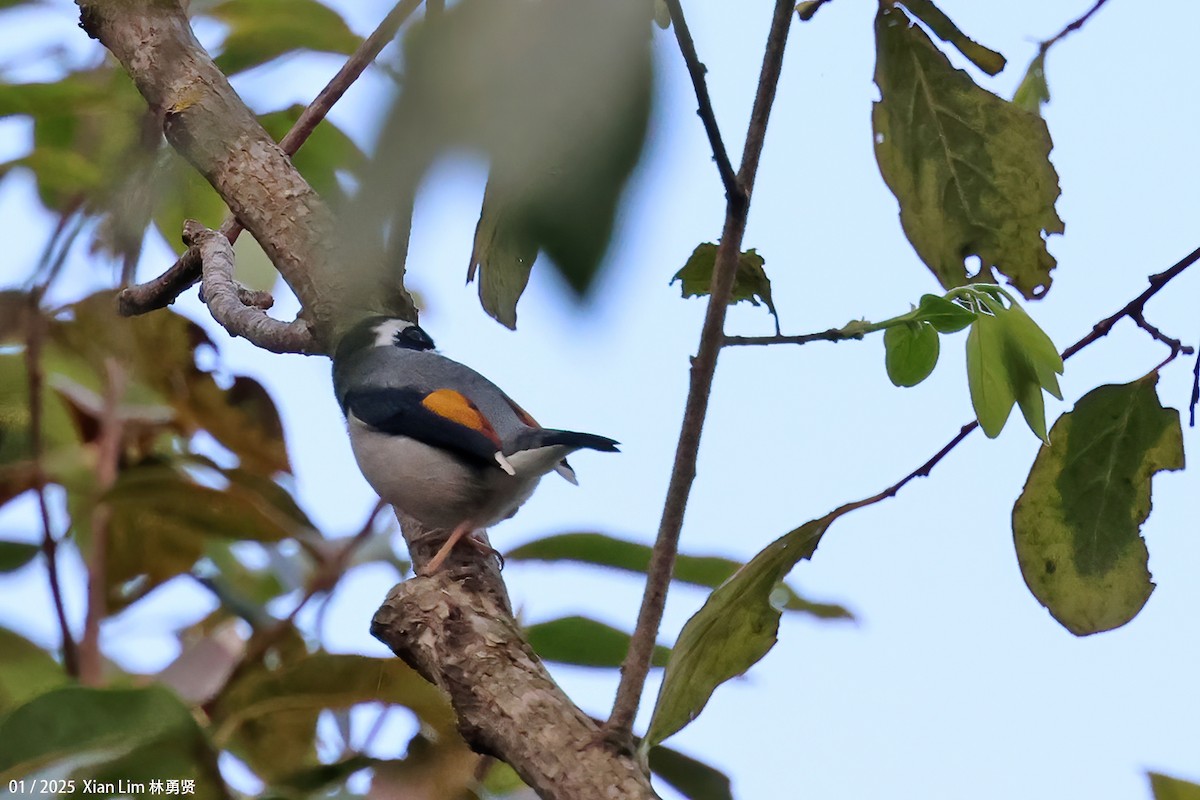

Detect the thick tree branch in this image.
[79,0,415,349]
[371,574,657,800]
[609,0,795,737]
[116,0,422,322]
[187,221,318,354]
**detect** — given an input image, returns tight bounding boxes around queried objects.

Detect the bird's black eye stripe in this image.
[394,325,435,350]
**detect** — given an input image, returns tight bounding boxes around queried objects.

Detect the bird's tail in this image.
[534,429,620,453]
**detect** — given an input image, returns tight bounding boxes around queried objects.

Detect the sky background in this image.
[1,1,1198,798]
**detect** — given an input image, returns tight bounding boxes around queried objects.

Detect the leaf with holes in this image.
[1012,375,1184,635]
[873,5,1064,299]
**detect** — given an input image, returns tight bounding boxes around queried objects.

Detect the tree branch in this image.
[609,0,795,738]
[78,358,125,687]
[662,0,742,206]
[116,0,422,322]
[187,221,318,354]
[808,242,1200,525]
[80,0,416,348]
[370,575,657,800]
[24,290,78,678]
[1039,0,1112,55]
[723,327,862,346]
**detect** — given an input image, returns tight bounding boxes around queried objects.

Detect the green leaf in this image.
[0,685,222,796]
[207,0,362,75]
[965,311,1015,438]
[898,0,1006,75]
[1150,772,1200,800]
[0,540,39,573]
[884,321,939,387]
[467,177,538,330]
[187,375,292,475]
[999,297,1063,399]
[648,745,733,800]
[1012,375,1184,635]
[212,653,452,782]
[86,464,307,611]
[914,293,976,333]
[672,243,781,333]
[507,532,852,619]
[371,0,651,309]
[643,519,830,752]
[525,615,670,669]
[0,627,67,716]
[873,5,1064,299]
[1013,52,1050,114]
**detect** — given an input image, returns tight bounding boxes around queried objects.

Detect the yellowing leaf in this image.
[873,5,1064,299]
[643,519,829,752]
[1012,375,1184,635]
[899,0,1006,75]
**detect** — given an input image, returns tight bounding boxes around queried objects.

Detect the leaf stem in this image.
[608,0,795,739]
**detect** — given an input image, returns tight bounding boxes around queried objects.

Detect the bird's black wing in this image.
[343,387,501,469]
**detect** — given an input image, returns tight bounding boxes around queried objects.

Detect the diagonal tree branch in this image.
[117,0,423,322]
[79,0,417,350]
[608,0,796,738]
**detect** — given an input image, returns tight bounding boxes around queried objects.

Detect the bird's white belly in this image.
[347,417,543,529]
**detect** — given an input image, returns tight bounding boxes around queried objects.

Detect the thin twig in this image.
[608,0,795,739]
[25,290,79,677]
[723,327,862,346]
[1189,339,1199,427]
[1039,0,1112,55]
[662,0,743,207]
[78,358,126,687]
[116,0,424,316]
[806,242,1200,529]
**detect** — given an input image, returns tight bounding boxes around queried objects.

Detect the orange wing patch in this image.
[422,389,503,447]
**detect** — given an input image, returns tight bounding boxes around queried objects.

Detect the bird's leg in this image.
[464,533,505,570]
[419,520,477,575]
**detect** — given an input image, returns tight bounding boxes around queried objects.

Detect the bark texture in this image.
[372,573,657,800]
[77,0,403,349]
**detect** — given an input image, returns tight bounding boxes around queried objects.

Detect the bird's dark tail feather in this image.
[534,429,620,452]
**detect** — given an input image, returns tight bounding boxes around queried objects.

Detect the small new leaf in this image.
[884,322,939,387]
[1013,52,1051,114]
[915,293,976,333]
[966,312,1015,438]
[672,243,781,333]
[1012,375,1184,635]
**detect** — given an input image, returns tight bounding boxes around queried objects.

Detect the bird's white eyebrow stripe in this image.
[372,319,409,347]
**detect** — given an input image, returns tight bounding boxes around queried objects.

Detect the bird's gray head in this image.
[334,316,436,363]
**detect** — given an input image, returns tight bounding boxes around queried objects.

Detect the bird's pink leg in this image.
[420,520,477,575]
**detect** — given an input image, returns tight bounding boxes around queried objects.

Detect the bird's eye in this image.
[395,325,434,350]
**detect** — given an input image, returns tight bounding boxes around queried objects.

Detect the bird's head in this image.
[334,316,436,363]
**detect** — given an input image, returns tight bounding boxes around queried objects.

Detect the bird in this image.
[332,316,619,574]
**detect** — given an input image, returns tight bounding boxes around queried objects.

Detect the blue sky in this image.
[2,1,1198,798]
